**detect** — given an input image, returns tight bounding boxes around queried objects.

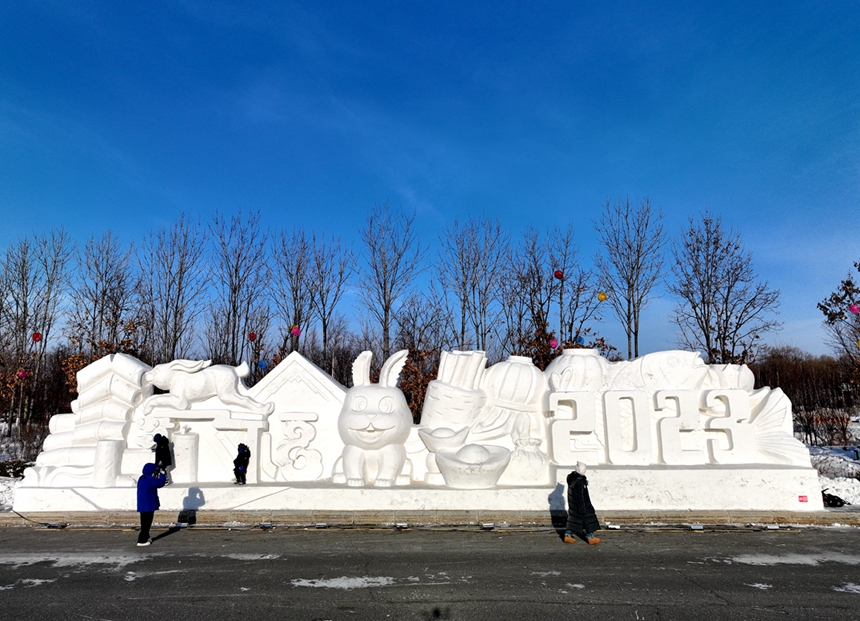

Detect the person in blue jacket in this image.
[137,462,166,546]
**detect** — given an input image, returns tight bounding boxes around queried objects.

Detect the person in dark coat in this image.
[233,443,251,485]
[136,462,166,546]
[152,433,173,483]
[564,462,601,545]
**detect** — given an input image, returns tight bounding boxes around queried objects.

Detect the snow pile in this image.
[820,476,860,506]
[809,443,860,506]
[0,423,20,461]
[808,445,860,479]
[0,478,16,509]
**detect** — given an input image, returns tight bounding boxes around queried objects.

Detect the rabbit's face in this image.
[337,385,412,450]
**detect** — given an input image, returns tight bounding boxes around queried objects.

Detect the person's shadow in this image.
[178,486,205,524]
[548,483,567,539]
[153,487,206,542]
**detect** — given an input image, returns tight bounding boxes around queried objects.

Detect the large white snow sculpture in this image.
[13,348,823,513]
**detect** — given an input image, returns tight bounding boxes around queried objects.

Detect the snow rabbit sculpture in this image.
[142,360,274,416]
[338,350,412,487]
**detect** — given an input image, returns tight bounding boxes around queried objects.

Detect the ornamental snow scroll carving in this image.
[272,412,323,481]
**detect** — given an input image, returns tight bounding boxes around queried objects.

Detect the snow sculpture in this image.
[14,347,822,513]
[417,426,469,485]
[420,350,551,486]
[21,354,151,487]
[546,349,809,467]
[435,444,511,489]
[143,360,274,415]
[337,350,413,487]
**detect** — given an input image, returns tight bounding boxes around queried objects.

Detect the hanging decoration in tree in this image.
[290,325,301,337]
[17,369,28,379]
[32,332,42,343]
[258,360,268,370]
[576,334,585,346]
[850,304,860,315]
[553,269,564,280]
[549,337,558,349]
[248,332,257,342]
[597,291,607,302]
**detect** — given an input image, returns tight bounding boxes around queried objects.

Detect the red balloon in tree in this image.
[553,269,564,280]
[248,332,257,342]
[32,332,42,343]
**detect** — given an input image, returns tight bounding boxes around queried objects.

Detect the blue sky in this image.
[1,1,858,356]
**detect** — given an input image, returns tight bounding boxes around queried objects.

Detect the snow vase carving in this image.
[337,350,412,487]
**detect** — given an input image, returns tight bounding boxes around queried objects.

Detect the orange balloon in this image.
[597,291,607,302]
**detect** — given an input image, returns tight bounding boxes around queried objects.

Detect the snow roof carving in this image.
[250,351,347,409]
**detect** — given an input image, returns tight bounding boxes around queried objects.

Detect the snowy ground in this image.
[809,445,860,505]
[0,478,14,510]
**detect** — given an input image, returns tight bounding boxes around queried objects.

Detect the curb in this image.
[2,508,858,529]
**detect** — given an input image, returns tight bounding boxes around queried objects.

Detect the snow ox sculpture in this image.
[14,347,823,513]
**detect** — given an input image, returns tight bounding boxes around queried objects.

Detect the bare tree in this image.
[594,197,666,359]
[205,211,270,366]
[271,228,314,354]
[496,228,557,361]
[438,215,509,351]
[137,214,208,364]
[0,230,73,445]
[394,283,454,422]
[357,203,424,361]
[308,232,354,373]
[818,260,860,375]
[669,212,781,363]
[497,265,531,360]
[517,228,557,334]
[548,224,604,346]
[67,231,141,358]
[394,282,455,353]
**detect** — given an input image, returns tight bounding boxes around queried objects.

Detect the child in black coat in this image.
[152,433,173,484]
[233,443,251,484]
[564,462,601,545]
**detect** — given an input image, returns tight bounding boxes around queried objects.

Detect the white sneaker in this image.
[136,539,152,547]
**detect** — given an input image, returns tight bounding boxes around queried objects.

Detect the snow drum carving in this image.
[14,348,823,513]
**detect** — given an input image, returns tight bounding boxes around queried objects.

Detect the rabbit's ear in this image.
[167,359,210,373]
[352,351,373,386]
[379,350,408,388]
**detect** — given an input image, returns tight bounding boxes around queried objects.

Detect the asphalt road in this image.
[1,525,859,620]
